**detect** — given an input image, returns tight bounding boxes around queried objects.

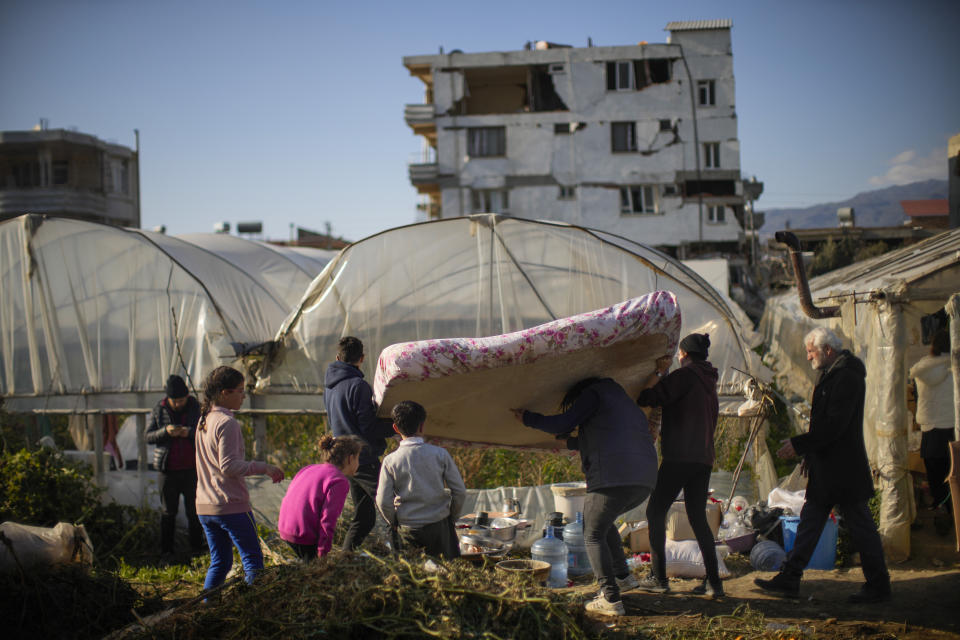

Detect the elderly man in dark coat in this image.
[755,327,890,603]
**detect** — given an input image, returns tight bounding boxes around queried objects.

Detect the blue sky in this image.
[1,0,957,242]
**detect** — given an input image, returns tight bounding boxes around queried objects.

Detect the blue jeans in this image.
[584,484,652,601]
[199,512,264,590]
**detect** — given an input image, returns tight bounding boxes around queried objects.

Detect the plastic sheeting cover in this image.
[260,215,757,397]
[0,215,292,410]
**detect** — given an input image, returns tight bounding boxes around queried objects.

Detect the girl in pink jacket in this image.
[195,366,283,593]
[278,434,364,560]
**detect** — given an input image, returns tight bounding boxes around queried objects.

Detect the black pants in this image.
[922,428,955,512]
[342,463,380,551]
[646,460,720,585]
[783,498,888,590]
[585,484,651,601]
[399,516,461,560]
[286,541,318,562]
[160,469,204,553]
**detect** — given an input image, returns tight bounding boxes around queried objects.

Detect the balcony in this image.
[408,162,439,194]
[0,188,137,225]
[404,104,437,144]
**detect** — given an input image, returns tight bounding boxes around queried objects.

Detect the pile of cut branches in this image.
[119,550,590,639]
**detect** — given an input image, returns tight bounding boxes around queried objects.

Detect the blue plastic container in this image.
[563,512,591,576]
[780,515,838,570]
[531,526,569,587]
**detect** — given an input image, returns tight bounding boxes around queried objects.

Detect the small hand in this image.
[655,355,673,374]
[266,465,284,483]
[510,408,525,422]
[165,424,178,436]
[777,438,796,459]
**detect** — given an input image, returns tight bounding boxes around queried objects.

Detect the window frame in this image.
[558,185,577,200]
[470,188,510,213]
[697,79,716,107]
[611,121,638,153]
[619,184,658,215]
[707,205,726,223]
[703,142,720,169]
[467,126,507,157]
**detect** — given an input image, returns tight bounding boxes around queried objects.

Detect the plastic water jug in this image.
[563,512,591,576]
[531,526,568,588]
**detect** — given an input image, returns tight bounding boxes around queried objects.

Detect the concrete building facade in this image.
[403,20,757,257]
[0,127,140,228]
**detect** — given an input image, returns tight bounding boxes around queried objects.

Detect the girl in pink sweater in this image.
[278,434,364,561]
[195,366,283,593]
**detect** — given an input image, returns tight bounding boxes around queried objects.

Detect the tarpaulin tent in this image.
[258,214,761,408]
[758,227,960,561]
[0,215,328,412]
[177,233,334,308]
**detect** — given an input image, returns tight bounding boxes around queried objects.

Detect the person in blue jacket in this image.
[512,377,658,617]
[324,336,395,550]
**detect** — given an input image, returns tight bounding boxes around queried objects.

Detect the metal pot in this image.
[489,517,519,542]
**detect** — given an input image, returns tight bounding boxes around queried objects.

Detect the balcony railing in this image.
[404,104,436,129]
[408,162,439,185]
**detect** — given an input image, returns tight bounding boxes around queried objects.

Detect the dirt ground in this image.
[584,506,960,639]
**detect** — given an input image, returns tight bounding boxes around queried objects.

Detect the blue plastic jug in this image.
[531,525,568,587]
[563,512,591,576]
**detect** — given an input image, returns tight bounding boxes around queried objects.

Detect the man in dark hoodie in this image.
[635,333,724,597]
[324,336,395,550]
[756,327,890,603]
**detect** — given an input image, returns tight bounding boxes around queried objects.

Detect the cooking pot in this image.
[489,517,519,542]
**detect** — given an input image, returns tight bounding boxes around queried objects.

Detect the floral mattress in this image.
[372,291,681,451]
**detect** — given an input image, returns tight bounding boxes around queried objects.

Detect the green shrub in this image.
[0,447,159,569]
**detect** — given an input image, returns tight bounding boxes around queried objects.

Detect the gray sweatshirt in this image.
[376,438,466,528]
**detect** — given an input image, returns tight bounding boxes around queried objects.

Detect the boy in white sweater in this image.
[376,401,466,559]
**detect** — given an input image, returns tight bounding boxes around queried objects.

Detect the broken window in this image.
[698,79,716,106]
[611,122,638,152]
[558,185,576,200]
[467,127,506,157]
[11,161,42,187]
[620,185,657,214]
[606,59,672,91]
[703,142,720,168]
[470,188,509,213]
[460,65,567,115]
[707,205,725,223]
[659,119,673,132]
[684,179,736,196]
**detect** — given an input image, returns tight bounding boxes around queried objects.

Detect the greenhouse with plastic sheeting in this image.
[258,214,761,405]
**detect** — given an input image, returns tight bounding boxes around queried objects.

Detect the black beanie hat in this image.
[679,333,710,357]
[165,375,189,399]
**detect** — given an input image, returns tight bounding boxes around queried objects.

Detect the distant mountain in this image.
[758,179,948,237]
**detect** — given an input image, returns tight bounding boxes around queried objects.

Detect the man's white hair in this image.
[804,326,843,352]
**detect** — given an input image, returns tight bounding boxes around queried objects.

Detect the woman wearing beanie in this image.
[635,333,724,598]
[145,374,204,560]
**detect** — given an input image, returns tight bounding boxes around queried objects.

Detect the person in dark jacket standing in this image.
[145,374,204,558]
[636,333,723,597]
[324,336,395,550]
[756,327,891,603]
[513,377,658,617]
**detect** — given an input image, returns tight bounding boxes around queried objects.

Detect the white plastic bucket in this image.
[550,482,587,523]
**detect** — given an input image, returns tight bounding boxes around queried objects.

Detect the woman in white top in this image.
[908,330,955,513]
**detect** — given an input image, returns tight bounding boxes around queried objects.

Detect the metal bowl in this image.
[489,517,519,542]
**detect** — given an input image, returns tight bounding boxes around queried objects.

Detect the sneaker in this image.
[585,593,625,616]
[616,573,640,592]
[847,585,891,604]
[754,573,800,598]
[691,579,725,598]
[637,574,670,593]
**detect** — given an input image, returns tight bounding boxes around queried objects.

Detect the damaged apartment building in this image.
[403,19,762,259]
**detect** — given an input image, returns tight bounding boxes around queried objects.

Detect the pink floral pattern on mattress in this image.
[373,291,681,404]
